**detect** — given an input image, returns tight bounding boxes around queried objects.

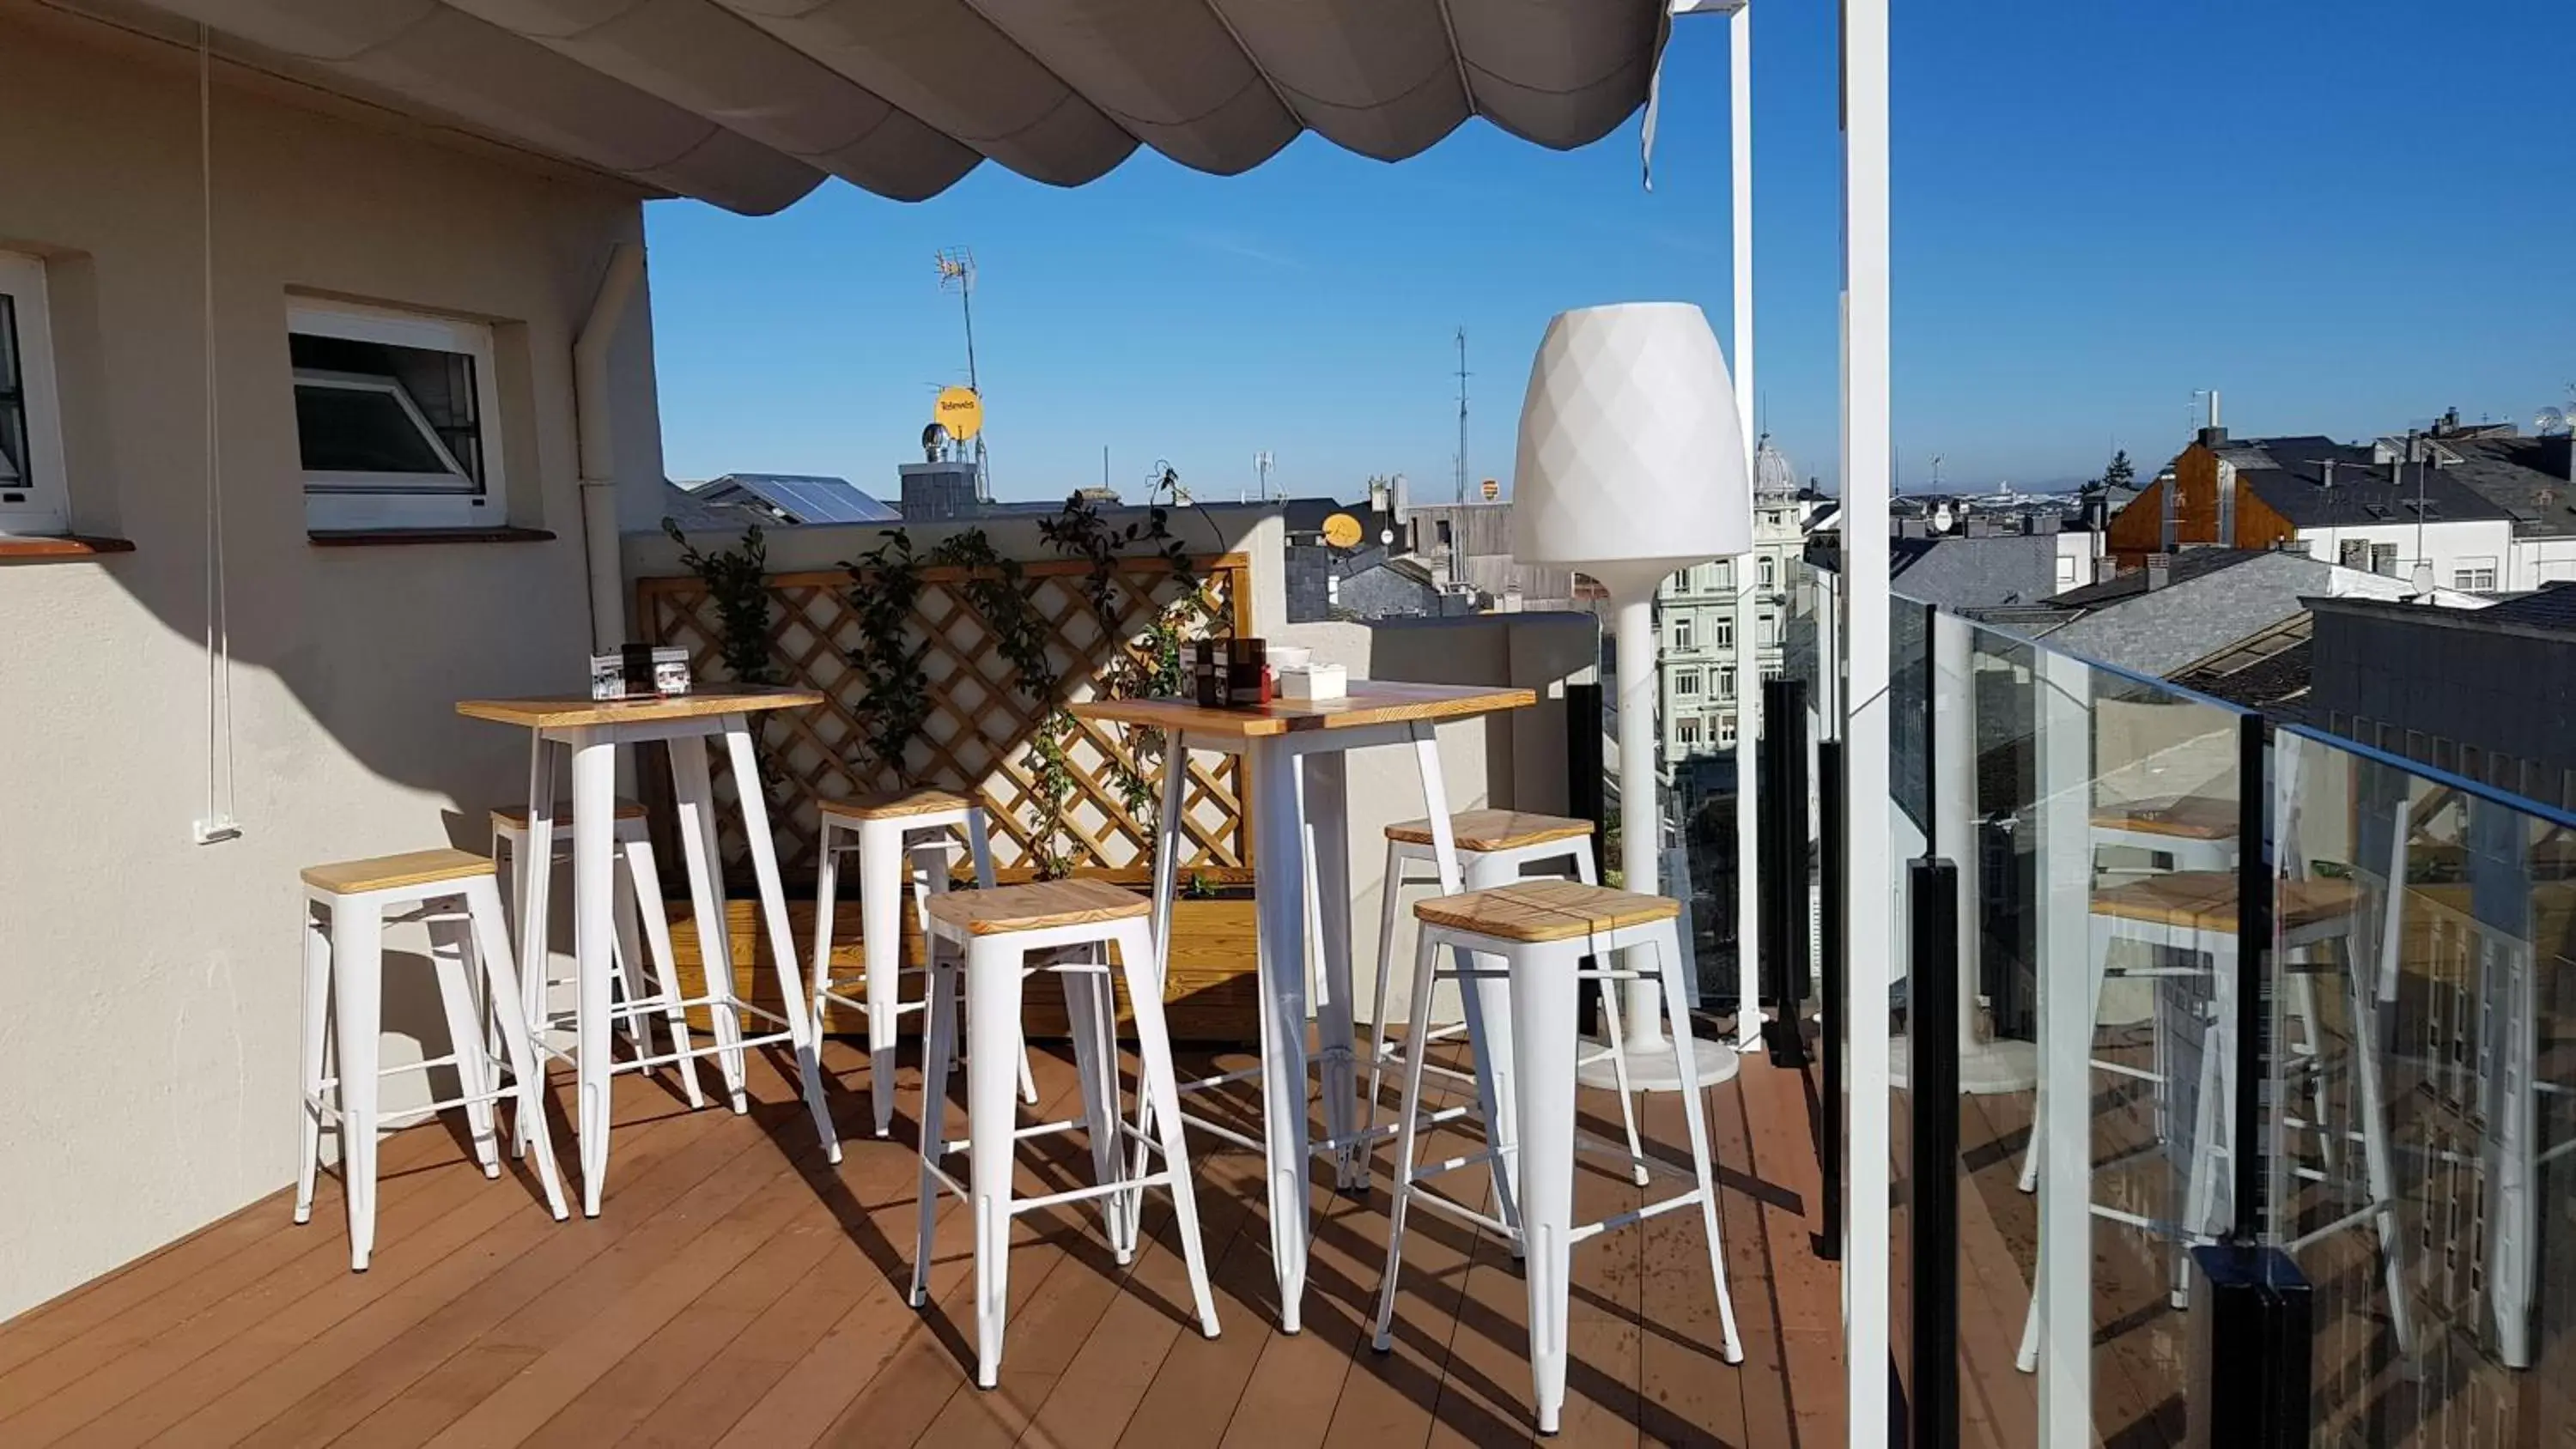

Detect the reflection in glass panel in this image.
[2272,731,2576,1445]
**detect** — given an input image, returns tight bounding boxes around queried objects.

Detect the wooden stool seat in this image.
[1413,880,1679,943]
[928,879,1151,937]
[1384,809,1593,853]
[301,849,493,895]
[489,800,647,829]
[2087,870,2358,932]
[821,788,978,822]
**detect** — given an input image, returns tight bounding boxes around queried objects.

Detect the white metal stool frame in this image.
[462,690,841,1218]
[2012,894,2381,1373]
[492,806,703,1114]
[908,899,1220,1389]
[811,797,1036,1138]
[296,860,569,1270]
[1363,823,1653,1194]
[1371,902,1743,1435]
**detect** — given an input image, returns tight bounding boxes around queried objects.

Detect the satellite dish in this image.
[1321,512,1364,549]
[2535,407,2569,437]
[934,385,983,441]
[921,421,951,460]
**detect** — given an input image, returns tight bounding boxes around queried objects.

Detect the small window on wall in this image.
[0,252,69,537]
[1678,718,1702,749]
[1717,714,1737,749]
[1675,670,1702,697]
[1671,615,1695,652]
[291,302,504,531]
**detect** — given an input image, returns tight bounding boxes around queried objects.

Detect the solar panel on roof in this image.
[709,473,901,525]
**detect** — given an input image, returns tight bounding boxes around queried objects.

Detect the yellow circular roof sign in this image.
[1480,477,1501,501]
[934,385,983,441]
[1321,512,1364,549]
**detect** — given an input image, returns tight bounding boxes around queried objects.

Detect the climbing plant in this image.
[1043,464,1210,820]
[841,529,933,784]
[662,518,777,685]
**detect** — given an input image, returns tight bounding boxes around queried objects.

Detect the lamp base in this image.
[1577,1034,1741,1091]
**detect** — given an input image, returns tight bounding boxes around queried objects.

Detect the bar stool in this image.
[811,789,1036,1137]
[1371,879,1741,1436]
[491,802,703,1115]
[1365,810,1652,1193]
[908,879,1219,1389]
[295,849,568,1270]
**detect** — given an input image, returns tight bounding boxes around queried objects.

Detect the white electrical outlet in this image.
[192,817,242,846]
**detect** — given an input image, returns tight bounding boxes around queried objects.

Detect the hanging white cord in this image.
[200,26,237,836]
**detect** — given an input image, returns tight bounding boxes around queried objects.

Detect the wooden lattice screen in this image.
[635,553,1253,886]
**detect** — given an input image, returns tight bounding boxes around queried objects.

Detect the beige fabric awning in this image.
[94,0,1668,214]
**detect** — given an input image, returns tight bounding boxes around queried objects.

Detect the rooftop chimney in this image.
[2196,425,2229,452]
[2145,553,2172,591]
[2543,432,2575,482]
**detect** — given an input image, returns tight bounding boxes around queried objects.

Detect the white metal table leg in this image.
[966,933,1026,1388]
[1248,736,1314,1334]
[513,743,557,1155]
[1114,916,1222,1341]
[1507,934,1581,1436]
[668,735,750,1112]
[1653,920,1744,1363]
[724,719,842,1164]
[463,876,569,1222]
[333,901,384,1270]
[427,910,501,1178]
[1303,751,1364,1192]
[621,831,702,1110]
[569,732,618,1216]
[1370,929,1447,1352]
[858,816,907,1137]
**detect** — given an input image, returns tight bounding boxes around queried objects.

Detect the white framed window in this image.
[1675,670,1702,698]
[1671,614,1695,652]
[1758,555,1777,589]
[291,301,505,531]
[1678,717,1702,749]
[1718,670,1736,701]
[2453,559,2497,592]
[1717,714,1737,749]
[1714,615,1735,650]
[1759,610,1778,646]
[0,251,70,537]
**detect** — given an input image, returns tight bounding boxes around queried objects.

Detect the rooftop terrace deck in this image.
[0,1034,1844,1448]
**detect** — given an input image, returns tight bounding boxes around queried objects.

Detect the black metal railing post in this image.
[1816,739,1847,1261]
[1907,858,1960,1449]
[1759,677,1812,1067]
[1568,682,1606,1038]
[2232,712,2269,1241]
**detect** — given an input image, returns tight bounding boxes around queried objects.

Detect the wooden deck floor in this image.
[0,1032,1844,1448]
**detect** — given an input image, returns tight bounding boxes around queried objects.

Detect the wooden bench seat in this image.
[301,848,494,895]
[927,879,1151,937]
[820,788,977,822]
[1384,809,1593,853]
[1413,879,1678,943]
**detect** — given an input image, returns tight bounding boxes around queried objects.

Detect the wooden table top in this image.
[1068,681,1536,739]
[456,685,824,730]
[2090,796,2239,841]
[2090,870,2360,932]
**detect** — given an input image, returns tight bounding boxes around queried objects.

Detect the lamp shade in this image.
[1510,303,1751,599]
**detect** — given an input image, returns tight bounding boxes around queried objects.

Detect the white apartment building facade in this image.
[1656,439,1818,759]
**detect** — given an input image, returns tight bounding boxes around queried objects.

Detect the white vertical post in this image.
[2033,646,2094,1441]
[1617,596,1670,1049]
[1840,0,1894,1435]
[1730,0,1764,1053]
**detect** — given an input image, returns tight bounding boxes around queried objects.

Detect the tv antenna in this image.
[1453,326,1470,505]
[934,248,986,488]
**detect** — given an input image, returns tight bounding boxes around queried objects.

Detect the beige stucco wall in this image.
[0,19,663,1319]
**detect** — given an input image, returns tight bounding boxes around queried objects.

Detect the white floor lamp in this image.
[1514,302,1753,1090]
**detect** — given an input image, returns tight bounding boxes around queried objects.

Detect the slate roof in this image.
[2232,447,2512,530]
[2045,547,2264,607]
[1887,533,2067,611]
[2475,582,2576,634]
[2167,611,2316,718]
[2432,436,2576,537]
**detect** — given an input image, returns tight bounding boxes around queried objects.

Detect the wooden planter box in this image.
[660,892,1259,1046]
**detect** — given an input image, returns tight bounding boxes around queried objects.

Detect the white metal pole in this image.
[1616,595,1665,1038]
[1729,1,1764,1054]
[2033,646,2094,1440]
[1841,0,1893,1435]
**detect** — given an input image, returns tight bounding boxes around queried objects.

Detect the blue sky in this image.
[646,0,2575,503]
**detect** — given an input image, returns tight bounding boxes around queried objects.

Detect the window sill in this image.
[0,534,137,562]
[309,527,557,548]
